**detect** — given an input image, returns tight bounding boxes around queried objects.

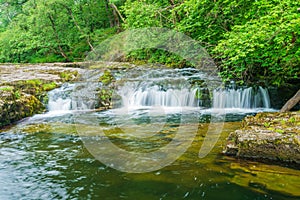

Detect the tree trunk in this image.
[111,5,120,28]
[48,14,69,61]
[104,0,114,27]
[109,3,125,23]
[280,89,300,112]
[63,5,95,52]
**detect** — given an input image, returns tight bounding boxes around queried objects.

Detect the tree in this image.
[0,0,28,29]
[214,0,300,86]
[0,0,121,62]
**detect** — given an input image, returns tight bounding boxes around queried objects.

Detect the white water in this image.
[119,85,199,107]
[212,86,270,109]
[47,84,73,111]
[45,68,272,114]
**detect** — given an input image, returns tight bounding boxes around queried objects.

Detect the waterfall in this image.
[116,68,206,108]
[258,86,271,108]
[46,70,104,112]
[46,68,271,112]
[119,85,199,107]
[47,84,74,111]
[212,86,270,109]
[47,83,99,112]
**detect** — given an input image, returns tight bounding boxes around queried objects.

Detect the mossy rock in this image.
[0,92,45,128]
[224,111,300,165]
[99,70,115,86]
[95,70,120,109]
[0,64,83,128]
[59,70,79,82]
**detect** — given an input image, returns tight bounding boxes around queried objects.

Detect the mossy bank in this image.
[224,111,300,165]
[0,64,83,128]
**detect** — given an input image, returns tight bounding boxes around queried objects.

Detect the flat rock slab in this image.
[0,63,86,128]
[224,111,300,164]
[0,63,85,84]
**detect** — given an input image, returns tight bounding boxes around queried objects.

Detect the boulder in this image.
[0,91,44,127]
[224,111,300,164]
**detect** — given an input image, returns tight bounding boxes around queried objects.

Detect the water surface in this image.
[0,67,298,199]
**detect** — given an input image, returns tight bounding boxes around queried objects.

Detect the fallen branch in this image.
[280,89,300,112]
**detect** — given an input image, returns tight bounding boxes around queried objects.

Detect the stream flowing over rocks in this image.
[1,62,299,168]
[0,63,84,127]
[0,63,300,199]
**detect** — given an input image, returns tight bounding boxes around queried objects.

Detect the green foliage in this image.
[121,0,185,66]
[126,49,189,68]
[0,0,299,86]
[29,54,66,63]
[122,1,163,28]
[0,86,14,92]
[59,71,79,82]
[13,90,21,99]
[0,0,119,62]
[25,79,43,86]
[122,0,300,86]
[214,0,300,86]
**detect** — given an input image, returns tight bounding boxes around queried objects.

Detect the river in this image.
[0,67,299,199]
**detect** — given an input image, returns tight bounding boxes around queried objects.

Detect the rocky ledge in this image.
[224,111,300,164]
[0,63,84,128]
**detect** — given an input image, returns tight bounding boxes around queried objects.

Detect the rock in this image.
[0,91,44,127]
[0,63,84,128]
[223,111,300,164]
[96,70,121,109]
[0,64,83,85]
[99,69,115,86]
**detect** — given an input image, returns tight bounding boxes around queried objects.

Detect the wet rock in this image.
[0,64,83,128]
[96,70,120,109]
[99,70,115,86]
[0,91,44,127]
[229,161,300,196]
[224,111,300,164]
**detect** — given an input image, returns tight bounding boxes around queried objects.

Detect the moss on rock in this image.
[96,70,120,109]
[0,91,44,127]
[0,64,82,128]
[223,111,300,165]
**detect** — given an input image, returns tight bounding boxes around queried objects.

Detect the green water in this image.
[1,119,299,199]
[0,67,299,199]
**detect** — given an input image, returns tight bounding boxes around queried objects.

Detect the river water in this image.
[0,67,299,199]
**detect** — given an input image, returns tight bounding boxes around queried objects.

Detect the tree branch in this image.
[280,89,300,112]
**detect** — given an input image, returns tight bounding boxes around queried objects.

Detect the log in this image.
[280,89,300,112]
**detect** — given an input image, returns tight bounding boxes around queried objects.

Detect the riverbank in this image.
[0,63,83,128]
[223,111,300,165]
[0,62,139,128]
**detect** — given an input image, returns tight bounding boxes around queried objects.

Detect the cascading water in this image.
[116,68,271,111]
[46,68,272,113]
[118,83,200,107]
[212,86,271,109]
[47,70,102,112]
[47,84,74,111]
[114,68,212,109]
[47,83,96,112]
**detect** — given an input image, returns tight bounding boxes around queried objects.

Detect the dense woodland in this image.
[0,0,299,86]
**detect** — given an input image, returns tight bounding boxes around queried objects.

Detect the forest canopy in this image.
[0,0,299,86]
